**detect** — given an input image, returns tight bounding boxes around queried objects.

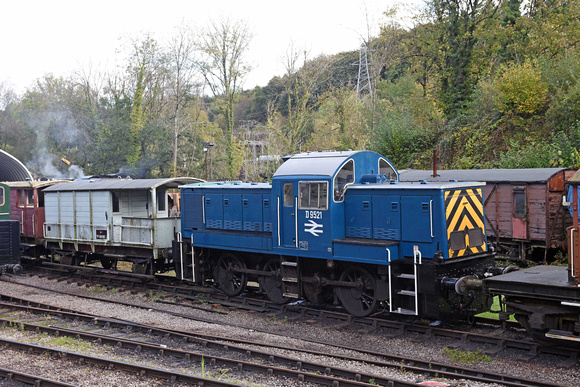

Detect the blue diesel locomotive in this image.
[173,150,497,319]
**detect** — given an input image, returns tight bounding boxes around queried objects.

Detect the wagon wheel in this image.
[336,266,378,317]
[215,253,247,297]
[132,261,151,275]
[260,259,289,304]
[100,257,114,270]
[514,311,576,347]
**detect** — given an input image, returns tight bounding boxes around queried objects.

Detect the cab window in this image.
[379,158,398,182]
[333,160,354,202]
[283,183,293,207]
[299,182,328,210]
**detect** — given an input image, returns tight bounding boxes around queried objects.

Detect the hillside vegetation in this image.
[1,0,579,180]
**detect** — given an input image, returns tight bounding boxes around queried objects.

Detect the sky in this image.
[0,0,422,95]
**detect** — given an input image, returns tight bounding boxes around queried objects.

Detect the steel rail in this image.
[0,366,78,387]
[0,338,242,387]
[0,297,561,387]
[0,311,418,387]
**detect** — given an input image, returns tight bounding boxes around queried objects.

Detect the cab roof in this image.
[273,150,397,179]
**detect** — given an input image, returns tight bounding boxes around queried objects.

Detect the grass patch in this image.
[44,336,95,352]
[443,347,490,364]
[476,296,516,321]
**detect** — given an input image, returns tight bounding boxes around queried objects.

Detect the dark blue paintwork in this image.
[180,151,486,265]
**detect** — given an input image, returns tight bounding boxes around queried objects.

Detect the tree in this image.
[0,82,31,158]
[494,61,547,117]
[428,0,498,116]
[271,47,334,155]
[196,17,253,179]
[307,87,368,151]
[17,75,89,178]
[166,22,201,177]
[124,33,171,172]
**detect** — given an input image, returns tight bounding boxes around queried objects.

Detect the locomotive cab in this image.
[271,151,398,257]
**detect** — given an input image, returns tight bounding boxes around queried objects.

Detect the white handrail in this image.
[413,247,422,316]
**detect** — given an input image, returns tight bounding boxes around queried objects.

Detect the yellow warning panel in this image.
[445,188,486,258]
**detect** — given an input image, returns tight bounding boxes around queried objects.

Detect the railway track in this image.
[0,294,416,387]
[2,269,574,386]
[22,263,580,363]
[0,366,77,387]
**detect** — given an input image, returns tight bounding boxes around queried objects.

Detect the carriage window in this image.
[112,192,120,213]
[379,158,398,182]
[283,183,294,207]
[17,189,33,207]
[0,187,4,206]
[299,181,328,210]
[157,189,167,212]
[513,189,526,218]
[333,160,354,202]
[18,190,25,208]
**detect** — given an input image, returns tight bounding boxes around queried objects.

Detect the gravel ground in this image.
[0,273,578,387]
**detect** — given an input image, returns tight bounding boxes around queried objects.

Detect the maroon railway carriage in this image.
[6,180,70,257]
[400,168,577,261]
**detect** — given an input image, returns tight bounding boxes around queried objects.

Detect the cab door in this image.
[278,182,297,248]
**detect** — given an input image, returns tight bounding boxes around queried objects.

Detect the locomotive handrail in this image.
[413,247,422,316]
[202,195,206,225]
[571,227,576,278]
[387,248,393,313]
[177,232,183,280]
[277,197,281,247]
[430,200,434,238]
[294,197,298,248]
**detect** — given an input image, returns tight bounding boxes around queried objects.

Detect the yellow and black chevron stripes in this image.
[444,188,487,258]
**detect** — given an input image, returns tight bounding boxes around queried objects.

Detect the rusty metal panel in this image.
[548,171,565,192]
[527,184,546,241]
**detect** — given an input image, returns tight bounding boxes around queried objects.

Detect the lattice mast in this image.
[356,44,372,100]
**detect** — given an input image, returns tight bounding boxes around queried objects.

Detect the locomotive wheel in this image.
[303,282,324,305]
[303,274,333,305]
[215,254,247,296]
[336,266,378,317]
[261,259,290,304]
